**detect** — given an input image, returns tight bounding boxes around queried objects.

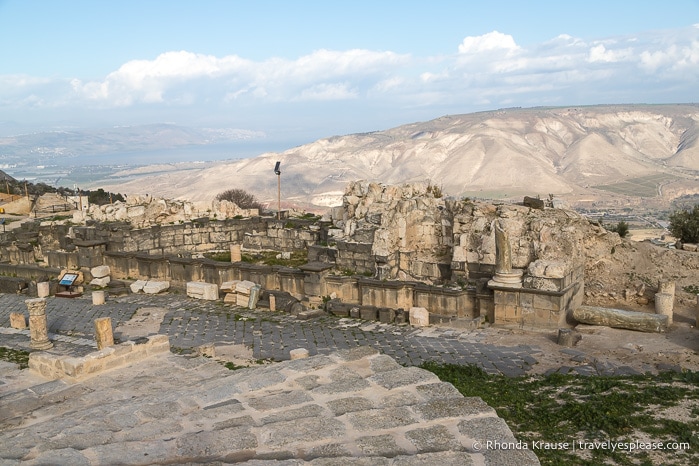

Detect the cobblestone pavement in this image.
[0,293,541,377]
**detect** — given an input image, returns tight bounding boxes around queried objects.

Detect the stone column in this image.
[92,290,106,305]
[488,219,523,288]
[494,220,512,274]
[26,298,53,350]
[658,281,675,297]
[230,243,242,262]
[94,317,114,350]
[269,294,276,311]
[655,292,674,325]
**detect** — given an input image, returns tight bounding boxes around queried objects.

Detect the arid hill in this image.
[99,105,699,209]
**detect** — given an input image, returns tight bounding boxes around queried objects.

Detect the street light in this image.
[274,161,281,220]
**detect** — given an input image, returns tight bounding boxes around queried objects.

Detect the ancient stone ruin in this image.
[0,181,611,332]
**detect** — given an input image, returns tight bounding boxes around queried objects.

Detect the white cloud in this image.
[458,31,520,54]
[2,26,699,129]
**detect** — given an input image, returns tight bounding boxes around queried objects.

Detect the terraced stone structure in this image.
[0,346,539,465]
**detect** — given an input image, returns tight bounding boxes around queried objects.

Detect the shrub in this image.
[215,188,263,210]
[669,204,699,243]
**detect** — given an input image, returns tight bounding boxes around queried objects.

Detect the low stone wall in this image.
[29,334,170,382]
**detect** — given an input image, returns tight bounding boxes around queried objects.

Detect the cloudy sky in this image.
[1,0,699,146]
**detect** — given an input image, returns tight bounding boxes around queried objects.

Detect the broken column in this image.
[654,292,674,325]
[94,317,114,350]
[37,281,50,298]
[26,298,53,350]
[230,243,242,262]
[488,219,523,287]
[658,280,675,297]
[92,290,106,305]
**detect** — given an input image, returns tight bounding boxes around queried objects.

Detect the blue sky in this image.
[1,0,699,145]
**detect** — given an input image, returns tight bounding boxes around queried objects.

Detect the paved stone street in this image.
[0,292,541,377]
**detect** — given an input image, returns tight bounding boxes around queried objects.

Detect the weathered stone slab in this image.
[220,280,241,294]
[143,281,170,294]
[186,281,218,300]
[10,312,26,329]
[572,305,668,332]
[89,276,111,287]
[235,280,256,294]
[409,307,429,327]
[129,280,147,293]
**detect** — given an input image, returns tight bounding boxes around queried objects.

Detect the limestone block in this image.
[236,293,250,307]
[92,290,106,305]
[235,280,256,294]
[223,293,238,304]
[94,317,114,350]
[186,282,218,300]
[10,312,26,329]
[220,280,241,294]
[290,348,309,360]
[130,280,147,293]
[90,276,111,287]
[409,307,430,327]
[37,281,50,298]
[143,281,170,294]
[91,265,111,278]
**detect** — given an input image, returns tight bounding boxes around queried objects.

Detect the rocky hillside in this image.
[99,105,699,208]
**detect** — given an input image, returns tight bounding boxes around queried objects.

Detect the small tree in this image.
[615,221,629,238]
[216,188,263,210]
[669,204,699,243]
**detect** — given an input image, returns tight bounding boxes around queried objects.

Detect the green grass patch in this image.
[0,347,30,369]
[422,362,699,465]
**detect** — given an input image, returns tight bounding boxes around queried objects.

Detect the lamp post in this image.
[274,161,281,220]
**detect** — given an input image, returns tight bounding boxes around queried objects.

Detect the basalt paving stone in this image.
[405,425,464,453]
[355,434,409,457]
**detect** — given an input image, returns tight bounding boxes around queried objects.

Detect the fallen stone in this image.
[557,328,581,347]
[89,276,111,287]
[572,306,668,333]
[186,282,218,300]
[129,280,147,293]
[90,265,111,279]
[143,281,170,294]
[409,307,430,327]
[10,312,26,329]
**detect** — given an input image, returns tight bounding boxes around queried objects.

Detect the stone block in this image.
[379,308,396,323]
[248,285,261,309]
[37,281,50,298]
[130,280,147,293]
[236,293,250,307]
[186,281,218,300]
[223,293,238,304]
[143,281,170,294]
[10,312,26,329]
[91,265,111,278]
[92,290,106,305]
[220,280,241,293]
[290,348,310,360]
[360,306,378,321]
[409,307,430,327]
[235,280,256,293]
[89,276,111,287]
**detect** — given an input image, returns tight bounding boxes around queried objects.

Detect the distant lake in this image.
[62,139,301,166]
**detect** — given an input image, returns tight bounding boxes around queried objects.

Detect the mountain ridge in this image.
[95,104,699,208]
